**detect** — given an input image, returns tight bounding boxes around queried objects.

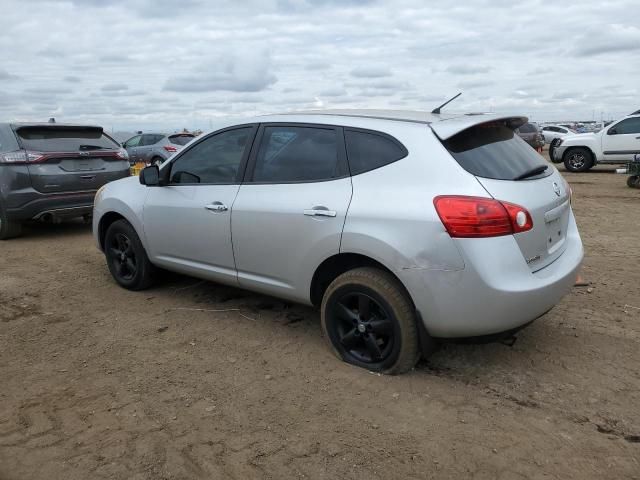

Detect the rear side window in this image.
[169,134,195,146]
[442,122,551,181]
[16,127,119,152]
[344,129,407,175]
[251,126,343,183]
[0,126,19,153]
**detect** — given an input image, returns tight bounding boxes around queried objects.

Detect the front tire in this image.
[563,147,594,172]
[104,219,155,290]
[628,175,640,188]
[321,267,419,375]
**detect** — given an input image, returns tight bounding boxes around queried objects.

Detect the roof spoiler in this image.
[429,114,528,140]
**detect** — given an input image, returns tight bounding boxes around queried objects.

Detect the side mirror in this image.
[139,165,160,186]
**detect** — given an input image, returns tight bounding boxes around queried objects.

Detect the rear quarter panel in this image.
[341,124,489,274]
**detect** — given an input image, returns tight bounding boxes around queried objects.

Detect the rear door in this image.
[439,120,571,271]
[601,117,640,162]
[231,123,352,302]
[15,125,128,193]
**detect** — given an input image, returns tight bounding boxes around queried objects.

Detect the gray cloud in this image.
[350,66,392,78]
[445,64,492,75]
[164,52,277,93]
[0,0,638,129]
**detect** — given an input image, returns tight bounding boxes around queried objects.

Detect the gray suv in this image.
[0,123,130,239]
[93,111,583,374]
[122,133,195,165]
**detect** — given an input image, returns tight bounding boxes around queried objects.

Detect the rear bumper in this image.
[400,212,583,338]
[5,189,96,221]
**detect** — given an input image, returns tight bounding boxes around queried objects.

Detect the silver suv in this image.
[93,111,583,374]
[122,132,195,165]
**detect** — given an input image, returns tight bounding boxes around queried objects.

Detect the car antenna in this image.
[431,92,462,114]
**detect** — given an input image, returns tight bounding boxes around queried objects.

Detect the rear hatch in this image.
[435,119,571,271]
[15,125,128,193]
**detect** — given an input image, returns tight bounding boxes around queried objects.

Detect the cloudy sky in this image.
[1,0,639,131]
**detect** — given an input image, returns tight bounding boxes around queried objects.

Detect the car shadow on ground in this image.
[152,271,556,380]
[18,218,92,240]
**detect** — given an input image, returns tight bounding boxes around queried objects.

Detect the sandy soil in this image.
[1,162,639,479]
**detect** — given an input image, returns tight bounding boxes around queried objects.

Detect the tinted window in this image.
[124,135,142,147]
[252,126,341,182]
[518,123,537,133]
[610,117,640,135]
[442,122,551,181]
[345,129,407,175]
[138,133,162,147]
[0,126,19,153]
[16,127,119,152]
[170,127,251,184]
[169,134,195,146]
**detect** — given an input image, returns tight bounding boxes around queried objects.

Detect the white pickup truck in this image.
[553,113,640,172]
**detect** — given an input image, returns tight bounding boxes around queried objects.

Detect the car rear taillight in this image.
[163,145,177,153]
[116,148,129,160]
[433,196,533,238]
[0,150,46,164]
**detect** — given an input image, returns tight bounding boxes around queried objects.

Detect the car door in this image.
[602,117,640,162]
[142,125,257,285]
[123,135,142,163]
[231,123,353,303]
[137,134,158,163]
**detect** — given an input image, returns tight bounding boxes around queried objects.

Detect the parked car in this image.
[540,125,576,144]
[93,111,583,374]
[0,123,129,239]
[122,133,195,165]
[515,122,545,150]
[552,113,640,172]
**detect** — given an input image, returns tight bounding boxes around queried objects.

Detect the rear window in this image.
[345,129,408,175]
[442,122,551,181]
[169,134,195,146]
[517,123,537,133]
[0,126,19,153]
[16,127,119,152]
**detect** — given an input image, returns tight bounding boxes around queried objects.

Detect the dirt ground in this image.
[1,157,639,479]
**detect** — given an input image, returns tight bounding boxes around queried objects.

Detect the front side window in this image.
[170,127,252,184]
[345,129,407,175]
[609,117,640,135]
[124,135,142,148]
[252,126,342,183]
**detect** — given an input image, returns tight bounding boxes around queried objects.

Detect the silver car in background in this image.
[122,132,195,165]
[93,110,583,374]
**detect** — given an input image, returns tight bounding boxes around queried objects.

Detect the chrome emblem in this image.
[552,182,561,197]
[79,151,90,156]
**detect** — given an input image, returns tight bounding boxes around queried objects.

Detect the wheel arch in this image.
[562,145,596,163]
[310,252,413,308]
[97,211,128,251]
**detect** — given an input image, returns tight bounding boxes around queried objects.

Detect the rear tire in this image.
[628,175,640,188]
[0,204,22,240]
[563,147,594,172]
[104,219,155,290]
[321,267,420,375]
[151,156,164,166]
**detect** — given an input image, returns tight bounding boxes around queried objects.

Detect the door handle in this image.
[205,202,228,212]
[304,207,337,217]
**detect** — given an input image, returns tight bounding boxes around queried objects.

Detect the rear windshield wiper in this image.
[514,165,548,181]
[79,144,113,150]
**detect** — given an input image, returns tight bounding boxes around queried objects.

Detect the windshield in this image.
[16,126,119,152]
[442,121,551,181]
